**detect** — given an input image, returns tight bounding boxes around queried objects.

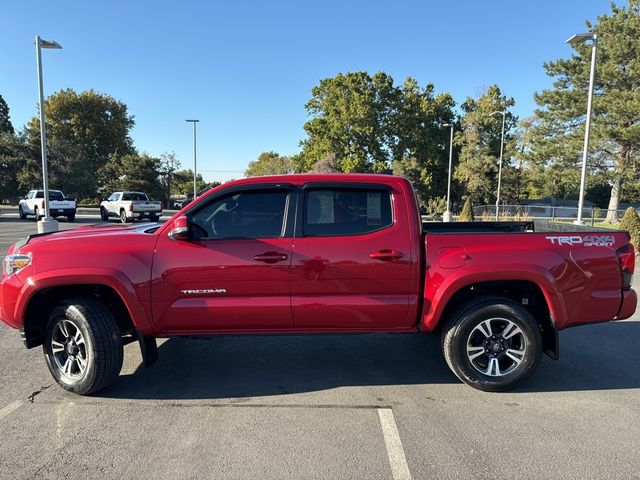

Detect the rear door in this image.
[151,184,296,332]
[290,182,416,330]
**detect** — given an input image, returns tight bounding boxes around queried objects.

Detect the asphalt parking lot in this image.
[0,214,639,480]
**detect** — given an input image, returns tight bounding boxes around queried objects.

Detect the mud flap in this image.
[137,333,158,367]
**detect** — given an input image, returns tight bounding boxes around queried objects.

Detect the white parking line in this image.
[377,408,412,480]
[0,400,23,421]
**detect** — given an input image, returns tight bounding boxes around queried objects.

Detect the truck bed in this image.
[422,220,614,234]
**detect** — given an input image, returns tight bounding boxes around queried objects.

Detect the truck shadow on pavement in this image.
[96,320,640,400]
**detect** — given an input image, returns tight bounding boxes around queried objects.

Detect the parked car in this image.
[18,189,77,222]
[100,191,163,223]
[172,196,187,209]
[0,174,636,395]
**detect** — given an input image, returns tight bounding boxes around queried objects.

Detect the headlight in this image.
[3,254,31,276]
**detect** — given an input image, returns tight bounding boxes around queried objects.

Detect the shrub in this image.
[620,207,640,249]
[459,198,475,222]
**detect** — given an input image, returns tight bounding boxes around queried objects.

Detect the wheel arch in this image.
[18,270,152,348]
[426,279,559,360]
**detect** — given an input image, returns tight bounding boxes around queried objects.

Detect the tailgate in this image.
[49,200,75,209]
[131,201,162,212]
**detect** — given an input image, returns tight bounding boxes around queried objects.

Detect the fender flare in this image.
[421,265,567,332]
[16,267,153,334]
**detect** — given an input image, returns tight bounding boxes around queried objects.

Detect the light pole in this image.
[185,119,199,199]
[566,32,598,225]
[491,110,506,220]
[35,35,62,234]
[442,123,455,222]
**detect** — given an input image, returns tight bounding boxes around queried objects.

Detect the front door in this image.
[152,186,295,333]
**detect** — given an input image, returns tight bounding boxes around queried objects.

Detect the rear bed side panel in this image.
[421,231,631,332]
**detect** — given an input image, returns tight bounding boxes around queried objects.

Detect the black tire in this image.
[100,207,109,221]
[149,215,159,222]
[67,214,75,222]
[120,209,129,223]
[18,205,27,220]
[441,296,543,392]
[43,297,123,395]
[33,206,40,221]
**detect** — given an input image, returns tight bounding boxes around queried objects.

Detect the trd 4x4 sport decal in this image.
[545,235,615,247]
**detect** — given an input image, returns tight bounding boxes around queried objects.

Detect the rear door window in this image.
[303,188,393,236]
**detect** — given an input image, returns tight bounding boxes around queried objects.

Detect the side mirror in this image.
[168,215,189,241]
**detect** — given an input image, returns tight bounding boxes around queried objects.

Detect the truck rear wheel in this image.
[441,296,542,392]
[120,210,128,223]
[43,297,123,395]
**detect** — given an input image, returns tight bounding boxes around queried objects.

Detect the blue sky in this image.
[1,0,611,182]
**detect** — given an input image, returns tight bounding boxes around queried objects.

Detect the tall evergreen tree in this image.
[454,85,516,204]
[530,0,640,223]
[0,95,15,134]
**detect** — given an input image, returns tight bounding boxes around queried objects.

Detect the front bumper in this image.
[50,208,76,217]
[130,211,161,219]
[0,273,24,329]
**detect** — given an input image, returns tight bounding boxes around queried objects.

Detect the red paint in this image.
[0,174,636,344]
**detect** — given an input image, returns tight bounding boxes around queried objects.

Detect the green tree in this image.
[244,151,293,177]
[0,132,25,202]
[390,78,456,202]
[25,89,135,197]
[0,95,15,135]
[531,1,640,223]
[454,85,517,204]
[309,153,341,173]
[459,197,475,221]
[297,72,456,203]
[297,72,397,172]
[172,169,207,196]
[98,153,163,200]
[620,207,640,248]
[158,152,181,207]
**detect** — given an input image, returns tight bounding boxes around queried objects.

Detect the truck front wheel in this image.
[120,210,128,223]
[441,296,542,392]
[43,297,124,395]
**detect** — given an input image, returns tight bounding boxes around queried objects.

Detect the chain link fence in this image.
[471,204,629,225]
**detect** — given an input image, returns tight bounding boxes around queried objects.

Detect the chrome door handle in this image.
[254,252,289,264]
[369,249,404,261]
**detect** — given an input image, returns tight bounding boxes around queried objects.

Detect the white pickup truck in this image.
[18,190,77,222]
[100,191,163,223]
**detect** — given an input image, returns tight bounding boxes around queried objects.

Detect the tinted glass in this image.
[123,192,148,201]
[35,191,64,200]
[304,188,392,236]
[190,190,288,239]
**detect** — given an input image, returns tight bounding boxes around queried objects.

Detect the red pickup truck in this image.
[1,174,636,395]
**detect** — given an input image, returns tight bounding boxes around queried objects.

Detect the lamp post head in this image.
[442,123,452,128]
[185,119,200,123]
[37,38,62,49]
[566,33,596,45]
